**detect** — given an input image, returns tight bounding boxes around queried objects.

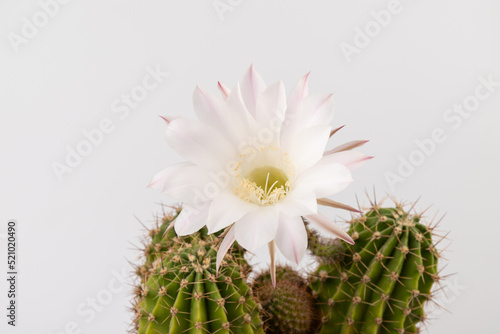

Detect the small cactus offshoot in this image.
[253,265,320,334]
[307,223,346,264]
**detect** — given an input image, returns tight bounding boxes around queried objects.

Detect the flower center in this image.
[233,166,290,206]
[248,166,288,192]
[232,146,294,206]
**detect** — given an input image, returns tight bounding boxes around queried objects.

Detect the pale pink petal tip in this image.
[330,125,346,137]
[345,235,355,245]
[217,81,230,99]
[306,213,354,246]
[158,115,172,124]
[162,221,175,237]
[268,240,277,288]
[303,71,311,82]
[326,139,370,155]
[317,198,362,213]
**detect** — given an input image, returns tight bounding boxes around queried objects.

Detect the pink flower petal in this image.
[158,115,176,124]
[217,81,230,100]
[330,125,345,138]
[325,140,369,155]
[317,198,361,213]
[305,213,354,245]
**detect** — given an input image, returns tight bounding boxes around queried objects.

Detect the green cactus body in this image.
[133,211,263,334]
[310,206,439,334]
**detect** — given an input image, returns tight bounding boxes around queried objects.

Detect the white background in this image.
[1,0,499,333]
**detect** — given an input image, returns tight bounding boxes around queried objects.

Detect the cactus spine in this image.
[132,209,264,334]
[310,204,440,334]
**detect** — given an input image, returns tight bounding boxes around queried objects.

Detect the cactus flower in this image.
[149,66,371,286]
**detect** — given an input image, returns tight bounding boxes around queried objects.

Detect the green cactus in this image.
[253,266,320,334]
[132,210,264,334]
[309,203,440,334]
[307,224,346,264]
[134,209,179,282]
[135,208,246,283]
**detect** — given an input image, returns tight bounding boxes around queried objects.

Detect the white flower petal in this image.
[299,93,335,127]
[288,124,331,172]
[239,65,267,116]
[275,213,307,264]
[296,161,353,198]
[321,151,373,171]
[282,94,334,150]
[281,73,309,149]
[255,81,287,134]
[305,213,354,245]
[149,162,212,205]
[206,192,258,234]
[226,83,260,140]
[278,189,318,217]
[192,86,227,128]
[148,162,191,191]
[234,205,279,252]
[174,205,209,236]
[193,86,249,145]
[165,117,236,170]
[216,225,235,275]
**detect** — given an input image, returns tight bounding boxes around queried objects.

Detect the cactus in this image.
[134,210,178,282]
[132,209,264,334]
[307,224,346,264]
[135,208,246,283]
[253,266,320,334]
[309,202,441,334]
